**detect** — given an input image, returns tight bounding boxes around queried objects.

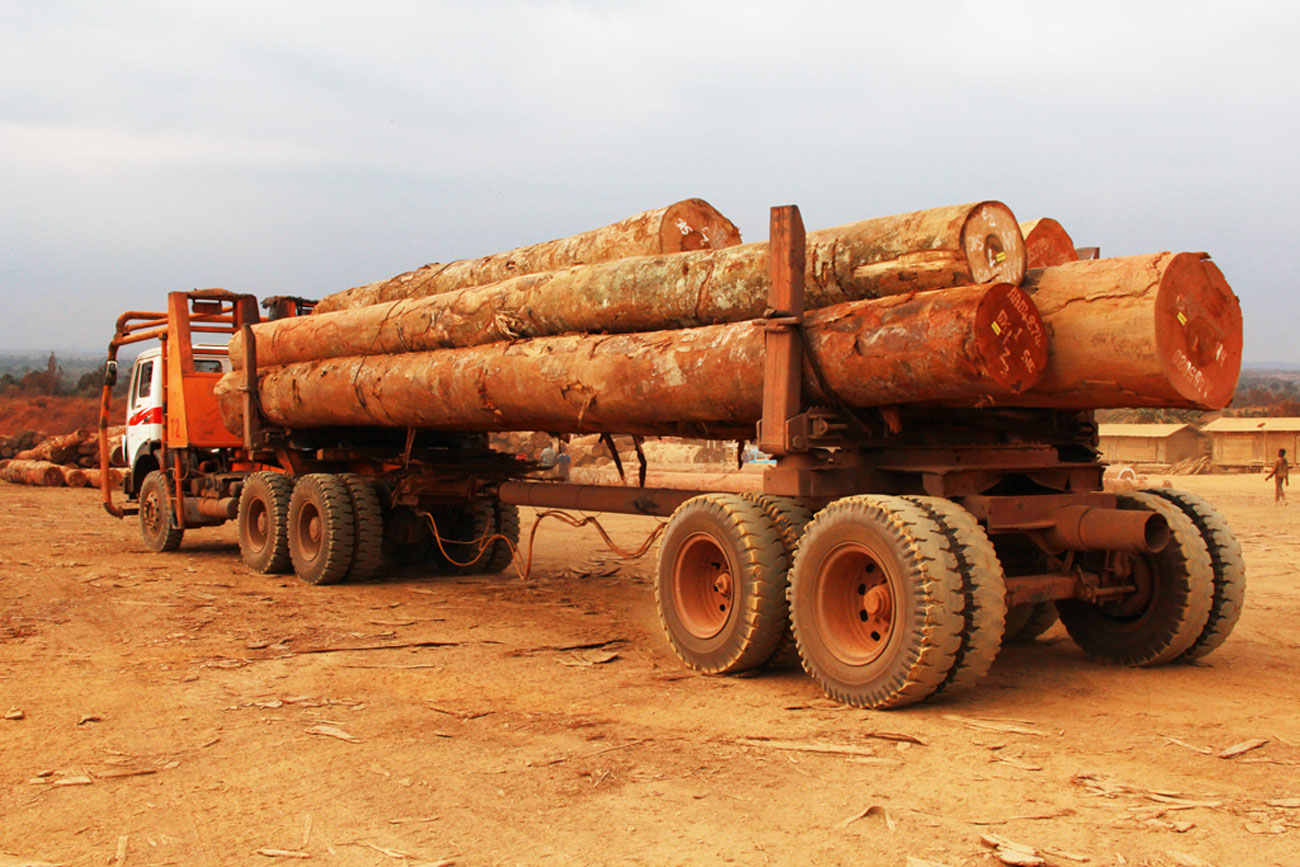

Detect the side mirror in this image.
[104,360,118,388]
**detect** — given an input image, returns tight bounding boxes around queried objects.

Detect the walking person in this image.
[1265,448,1289,504]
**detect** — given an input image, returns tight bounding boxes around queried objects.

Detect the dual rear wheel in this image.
[655,488,1242,709]
[237,471,518,584]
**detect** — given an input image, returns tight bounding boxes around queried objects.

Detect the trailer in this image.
[98,206,1244,710]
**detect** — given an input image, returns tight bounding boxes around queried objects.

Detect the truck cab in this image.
[122,345,230,495]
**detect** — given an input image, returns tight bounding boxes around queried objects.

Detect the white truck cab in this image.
[122,346,229,493]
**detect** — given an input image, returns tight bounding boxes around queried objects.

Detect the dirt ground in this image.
[2,473,1299,867]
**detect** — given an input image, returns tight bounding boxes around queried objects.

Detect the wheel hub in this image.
[817,543,896,666]
[672,533,735,640]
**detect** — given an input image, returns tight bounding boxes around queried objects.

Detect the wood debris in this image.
[508,638,627,657]
[76,714,102,725]
[255,848,311,859]
[557,649,620,667]
[970,809,1073,826]
[113,835,128,866]
[1162,735,1212,755]
[305,724,360,744]
[979,832,1045,866]
[735,737,878,758]
[840,804,897,831]
[1266,798,1300,808]
[864,731,926,745]
[1218,738,1268,759]
[51,775,93,786]
[3,707,23,721]
[992,755,1043,772]
[944,715,1049,737]
[1243,821,1286,835]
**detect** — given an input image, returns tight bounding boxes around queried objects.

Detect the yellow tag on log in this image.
[995,251,1006,263]
[1177,312,1188,325]
[991,322,1003,335]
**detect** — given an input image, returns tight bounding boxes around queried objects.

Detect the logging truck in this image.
[97,207,1245,711]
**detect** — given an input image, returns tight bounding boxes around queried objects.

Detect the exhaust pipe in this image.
[1040,505,1169,554]
[182,496,238,526]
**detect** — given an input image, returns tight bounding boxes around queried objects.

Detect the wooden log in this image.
[312,199,743,313]
[63,467,90,488]
[30,431,88,465]
[216,283,1047,436]
[83,468,125,489]
[230,201,1028,370]
[1,459,68,486]
[1008,252,1241,409]
[1019,219,1079,269]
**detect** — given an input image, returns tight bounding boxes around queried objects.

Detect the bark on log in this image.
[1,459,68,486]
[312,199,743,314]
[63,467,90,488]
[83,468,125,489]
[231,201,1028,370]
[1019,218,1079,269]
[216,284,1047,436]
[1009,252,1242,409]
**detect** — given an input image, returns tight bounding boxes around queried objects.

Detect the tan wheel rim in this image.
[296,503,323,562]
[816,542,896,666]
[672,532,734,640]
[248,499,269,550]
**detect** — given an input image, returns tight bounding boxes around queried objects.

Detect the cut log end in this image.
[660,198,742,252]
[962,201,1028,286]
[1156,254,1243,409]
[974,283,1049,392]
[1020,218,1079,269]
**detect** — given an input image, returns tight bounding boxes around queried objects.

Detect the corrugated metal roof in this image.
[1097,423,1193,438]
[1201,417,1300,433]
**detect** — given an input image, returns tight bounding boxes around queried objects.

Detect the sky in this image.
[2,0,1297,360]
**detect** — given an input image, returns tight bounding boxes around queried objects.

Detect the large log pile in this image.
[214,200,1242,442]
[231,201,1027,369]
[313,199,743,313]
[0,428,126,488]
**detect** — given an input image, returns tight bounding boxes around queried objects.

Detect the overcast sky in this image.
[3,1,1296,361]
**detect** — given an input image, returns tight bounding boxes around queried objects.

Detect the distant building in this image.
[1096,423,1203,465]
[1200,417,1300,468]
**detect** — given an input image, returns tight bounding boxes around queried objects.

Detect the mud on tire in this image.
[788,495,965,709]
[238,471,293,573]
[288,474,356,585]
[656,494,790,675]
[341,474,385,582]
[1056,492,1213,666]
[139,469,183,553]
[1144,487,1245,661]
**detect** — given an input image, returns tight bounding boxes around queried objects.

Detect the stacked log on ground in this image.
[1008,252,1242,410]
[0,428,127,487]
[1,460,67,487]
[1020,218,1079,268]
[232,201,1029,369]
[313,198,744,313]
[217,283,1048,436]
[0,431,44,459]
[1169,455,1214,475]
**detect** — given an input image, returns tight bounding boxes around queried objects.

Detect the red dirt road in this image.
[1,475,1298,866]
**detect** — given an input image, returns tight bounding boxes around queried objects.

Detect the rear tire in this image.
[905,496,1007,693]
[288,474,356,585]
[341,474,385,582]
[1004,602,1059,643]
[238,471,293,573]
[1056,492,1213,666]
[739,494,812,669]
[656,494,790,674]
[1144,487,1245,661]
[788,495,965,709]
[139,470,183,552]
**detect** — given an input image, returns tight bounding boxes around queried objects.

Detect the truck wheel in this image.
[656,494,789,675]
[139,470,183,552]
[483,501,520,574]
[788,495,964,709]
[1004,602,1059,643]
[739,494,812,669]
[238,471,293,573]
[1056,492,1213,666]
[905,496,1007,693]
[288,474,356,585]
[1143,488,1245,660]
[341,474,385,582]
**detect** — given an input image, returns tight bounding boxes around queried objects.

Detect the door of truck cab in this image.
[124,349,164,472]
